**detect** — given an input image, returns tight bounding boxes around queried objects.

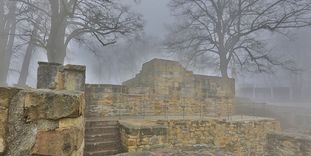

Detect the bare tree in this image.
[19,0,143,64]
[17,22,38,86]
[0,0,17,85]
[166,0,311,77]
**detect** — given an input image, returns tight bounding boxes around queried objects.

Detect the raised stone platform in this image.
[118,115,281,155]
[265,132,311,156]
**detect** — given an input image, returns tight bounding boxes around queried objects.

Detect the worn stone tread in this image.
[84,149,120,156]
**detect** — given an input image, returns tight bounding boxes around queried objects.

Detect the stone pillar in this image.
[57,64,86,91]
[37,62,86,91]
[37,62,62,89]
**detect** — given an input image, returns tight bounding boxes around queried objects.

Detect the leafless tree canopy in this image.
[17,0,143,63]
[166,0,311,77]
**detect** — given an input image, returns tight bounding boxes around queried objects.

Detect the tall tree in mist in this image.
[19,0,143,64]
[166,0,311,78]
[0,0,17,85]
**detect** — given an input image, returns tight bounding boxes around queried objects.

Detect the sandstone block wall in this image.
[86,59,235,118]
[119,116,280,155]
[119,120,167,152]
[85,84,129,117]
[265,132,311,156]
[0,87,85,156]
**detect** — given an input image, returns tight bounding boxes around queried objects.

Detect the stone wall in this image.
[119,120,167,152]
[85,84,129,117]
[265,132,311,156]
[119,116,280,155]
[86,58,235,118]
[0,87,85,156]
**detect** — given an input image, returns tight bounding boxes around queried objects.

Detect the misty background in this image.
[4,0,311,105]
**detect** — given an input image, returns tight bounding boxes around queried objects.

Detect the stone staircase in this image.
[84,120,122,156]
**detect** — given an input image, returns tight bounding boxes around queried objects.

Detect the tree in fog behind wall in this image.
[166,0,311,77]
[18,0,143,64]
[0,0,143,85]
[0,0,17,85]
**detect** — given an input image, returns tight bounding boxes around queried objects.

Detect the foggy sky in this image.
[123,0,173,39]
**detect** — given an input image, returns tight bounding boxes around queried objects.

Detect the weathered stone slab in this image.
[31,128,83,156]
[37,62,62,89]
[23,89,83,122]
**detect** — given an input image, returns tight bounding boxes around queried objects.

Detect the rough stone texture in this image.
[116,145,234,156]
[37,62,86,91]
[119,116,280,155]
[37,62,62,89]
[57,64,86,91]
[265,132,311,156]
[31,128,83,156]
[23,89,83,122]
[119,120,168,152]
[0,87,85,156]
[86,59,235,118]
[0,87,21,155]
[85,84,128,118]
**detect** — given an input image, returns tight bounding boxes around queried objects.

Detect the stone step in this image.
[85,133,120,143]
[85,114,102,118]
[85,126,119,135]
[85,141,121,152]
[85,120,119,127]
[85,125,118,130]
[84,149,120,156]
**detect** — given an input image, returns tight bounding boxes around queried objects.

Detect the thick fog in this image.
[1,1,311,135]
[4,1,311,103]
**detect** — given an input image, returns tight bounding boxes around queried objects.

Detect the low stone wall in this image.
[119,116,280,155]
[119,120,167,152]
[265,132,311,156]
[0,87,85,156]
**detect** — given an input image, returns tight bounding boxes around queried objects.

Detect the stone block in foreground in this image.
[0,87,85,156]
[23,89,84,122]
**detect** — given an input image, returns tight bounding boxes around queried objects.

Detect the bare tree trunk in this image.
[220,56,229,78]
[17,28,37,86]
[0,1,17,85]
[46,0,67,64]
[0,1,7,85]
[219,47,229,78]
[46,22,66,64]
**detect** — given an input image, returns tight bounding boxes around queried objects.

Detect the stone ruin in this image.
[0,58,310,156]
[86,58,235,118]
